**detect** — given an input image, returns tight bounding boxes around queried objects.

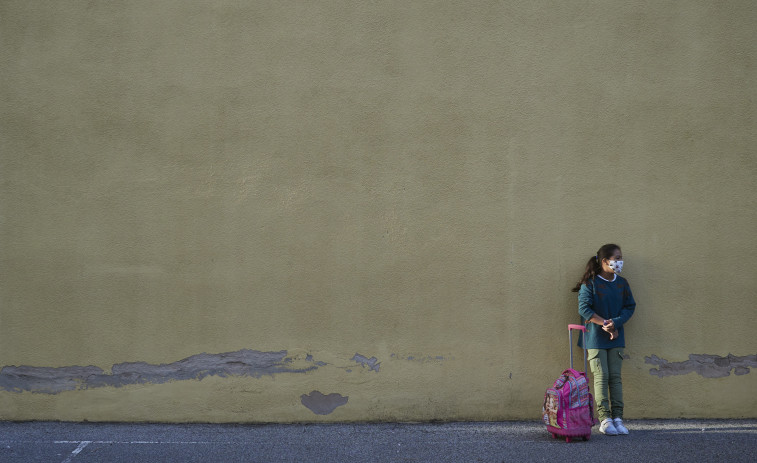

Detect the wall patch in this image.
[646,353,757,378]
[0,349,320,394]
[300,391,349,415]
[351,353,380,372]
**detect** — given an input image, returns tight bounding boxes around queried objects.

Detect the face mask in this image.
[608,260,623,274]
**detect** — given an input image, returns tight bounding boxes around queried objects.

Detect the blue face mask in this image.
[608,260,623,274]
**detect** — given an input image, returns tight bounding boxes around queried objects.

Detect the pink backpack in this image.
[542,325,596,442]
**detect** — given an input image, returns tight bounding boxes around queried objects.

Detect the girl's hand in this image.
[603,320,618,340]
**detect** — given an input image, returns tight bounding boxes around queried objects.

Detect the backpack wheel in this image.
[565,436,573,443]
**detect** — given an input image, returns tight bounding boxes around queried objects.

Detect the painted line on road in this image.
[53,440,218,445]
[60,441,90,463]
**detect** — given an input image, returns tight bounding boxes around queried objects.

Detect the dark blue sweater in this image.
[577,275,636,349]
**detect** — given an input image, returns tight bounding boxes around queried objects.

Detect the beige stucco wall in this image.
[1,1,755,422]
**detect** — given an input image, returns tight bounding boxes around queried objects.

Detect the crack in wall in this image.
[0,349,321,394]
[646,353,757,378]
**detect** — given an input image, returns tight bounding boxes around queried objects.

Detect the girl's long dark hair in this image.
[571,243,620,292]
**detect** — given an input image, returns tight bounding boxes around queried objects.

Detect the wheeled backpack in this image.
[542,324,597,442]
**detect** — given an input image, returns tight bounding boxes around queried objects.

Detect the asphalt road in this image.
[0,419,755,462]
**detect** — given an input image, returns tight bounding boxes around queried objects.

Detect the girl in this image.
[572,244,636,436]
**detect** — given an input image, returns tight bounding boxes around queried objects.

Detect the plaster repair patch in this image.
[645,353,757,378]
[0,349,321,394]
[300,390,349,415]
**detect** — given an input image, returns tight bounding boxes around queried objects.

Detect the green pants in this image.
[587,348,624,421]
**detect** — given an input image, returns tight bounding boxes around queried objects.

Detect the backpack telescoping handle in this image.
[568,324,587,372]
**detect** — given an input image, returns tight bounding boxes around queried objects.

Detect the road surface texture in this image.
[0,419,755,462]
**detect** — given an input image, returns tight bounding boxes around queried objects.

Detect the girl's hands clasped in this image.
[603,319,618,340]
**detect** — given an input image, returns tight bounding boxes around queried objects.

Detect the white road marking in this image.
[53,440,217,444]
[61,441,90,463]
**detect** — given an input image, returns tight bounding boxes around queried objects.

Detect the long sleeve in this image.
[577,282,595,322]
[612,282,636,328]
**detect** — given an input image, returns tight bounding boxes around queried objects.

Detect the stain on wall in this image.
[0,350,320,394]
[351,354,380,372]
[300,391,349,415]
[646,354,757,378]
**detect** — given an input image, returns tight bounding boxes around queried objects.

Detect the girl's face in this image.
[602,248,623,274]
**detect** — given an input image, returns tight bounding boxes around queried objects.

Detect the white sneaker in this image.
[613,418,629,435]
[599,418,619,435]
